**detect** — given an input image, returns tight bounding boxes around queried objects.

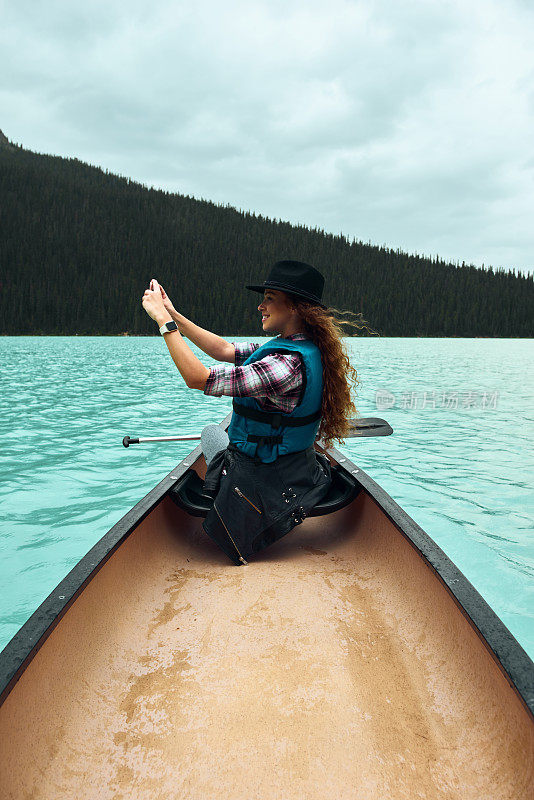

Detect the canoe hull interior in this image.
[0,449,533,799]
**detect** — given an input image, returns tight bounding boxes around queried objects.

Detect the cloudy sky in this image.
[2,0,533,272]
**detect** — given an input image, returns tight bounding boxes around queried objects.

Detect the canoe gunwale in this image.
[0,441,204,707]
[328,443,534,720]
[1,413,533,723]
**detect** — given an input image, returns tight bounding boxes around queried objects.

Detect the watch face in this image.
[166,322,178,331]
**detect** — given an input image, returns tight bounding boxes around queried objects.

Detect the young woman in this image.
[142,260,361,565]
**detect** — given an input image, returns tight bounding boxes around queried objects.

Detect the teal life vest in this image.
[227,337,323,464]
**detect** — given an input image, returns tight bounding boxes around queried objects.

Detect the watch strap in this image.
[159,320,178,335]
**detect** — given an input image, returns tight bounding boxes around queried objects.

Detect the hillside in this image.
[0,132,532,336]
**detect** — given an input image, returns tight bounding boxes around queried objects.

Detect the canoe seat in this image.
[168,465,360,519]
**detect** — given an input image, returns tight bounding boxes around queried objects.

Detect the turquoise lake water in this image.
[0,336,533,659]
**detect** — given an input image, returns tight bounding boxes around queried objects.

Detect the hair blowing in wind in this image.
[291,298,376,448]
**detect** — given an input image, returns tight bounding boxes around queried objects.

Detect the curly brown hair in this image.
[290,297,376,448]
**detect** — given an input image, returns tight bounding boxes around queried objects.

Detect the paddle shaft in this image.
[123,417,392,447]
[123,434,201,446]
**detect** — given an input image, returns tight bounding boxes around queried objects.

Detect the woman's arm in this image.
[142,281,211,390]
[157,283,235,363]
[171,311,235,364]
[204,352,303,404]
[159,323,211,390]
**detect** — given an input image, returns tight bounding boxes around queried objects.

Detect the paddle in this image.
[122,417,392,447]
[347,417,393,437]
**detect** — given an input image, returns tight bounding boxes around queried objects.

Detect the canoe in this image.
[1,412,533,799]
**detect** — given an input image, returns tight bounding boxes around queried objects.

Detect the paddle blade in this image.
[347,417,393,437]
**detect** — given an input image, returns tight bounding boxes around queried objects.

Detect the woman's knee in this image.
[202,423,221,436]
[201,423,226,445]
[201,424,230,465]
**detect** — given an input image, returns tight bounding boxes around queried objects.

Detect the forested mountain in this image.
[1,131,532,336]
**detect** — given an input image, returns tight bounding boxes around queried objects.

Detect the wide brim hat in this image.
[246,260,327,309]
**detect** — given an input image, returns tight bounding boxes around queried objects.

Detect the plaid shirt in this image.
[203,333,308,413]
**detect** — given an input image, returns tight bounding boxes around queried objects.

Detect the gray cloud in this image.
[1,0,533,271]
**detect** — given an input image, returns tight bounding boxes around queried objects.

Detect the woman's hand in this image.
[142,279,169,323]
[152,279,176,315]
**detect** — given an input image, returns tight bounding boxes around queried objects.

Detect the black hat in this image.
[246,260,326,308]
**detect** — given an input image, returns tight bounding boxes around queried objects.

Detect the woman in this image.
[142,260,361,565]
